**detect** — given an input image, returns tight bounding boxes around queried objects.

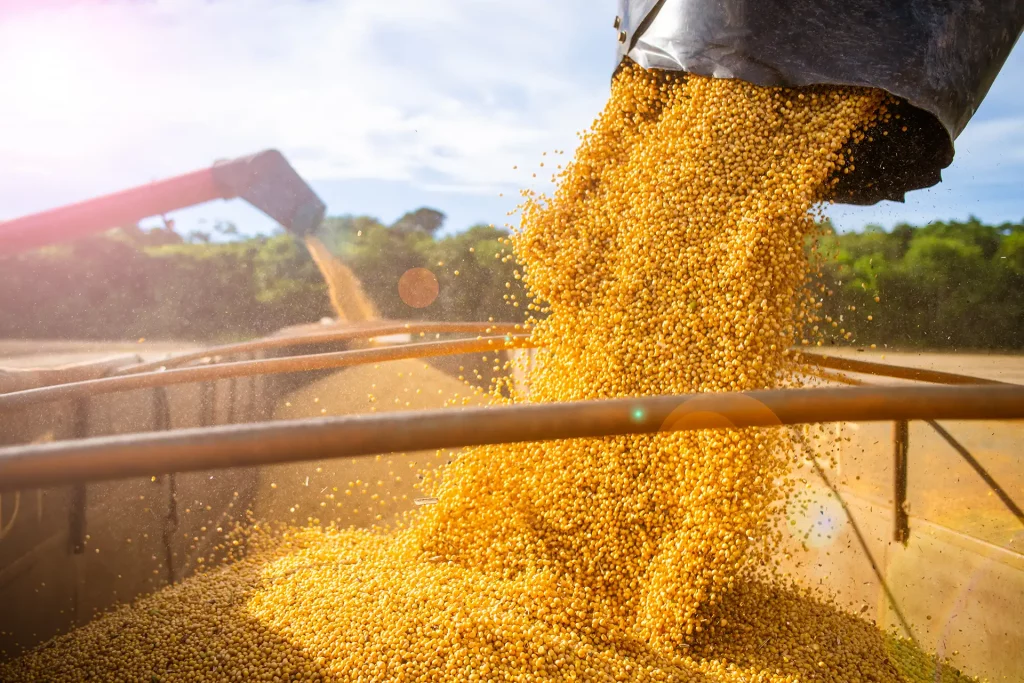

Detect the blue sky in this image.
[0,0,1021,238]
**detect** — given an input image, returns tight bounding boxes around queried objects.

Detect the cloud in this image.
[950,117,1024,173]
[0,0,614,220]
[0,0,1018,234]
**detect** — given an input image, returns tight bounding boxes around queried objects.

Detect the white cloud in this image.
[1,0,1018,232]
[949,117,1024,173]
[0,0,612,218]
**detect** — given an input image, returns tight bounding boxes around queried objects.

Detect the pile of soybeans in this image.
[2,64,971,682]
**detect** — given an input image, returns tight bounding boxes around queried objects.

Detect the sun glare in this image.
[0,8,131,162]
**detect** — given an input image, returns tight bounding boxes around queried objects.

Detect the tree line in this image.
[0,210,526,343]
[816,218,1023,350]
[0,212,1019,350]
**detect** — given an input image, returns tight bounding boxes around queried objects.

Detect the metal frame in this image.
[0,335,529,413]
[806,360,1024,541]
[1,384,1021,493]
[1,321,1020,653]
[1,322,1021,539]
[0,330,1009,414]
[122,321,521,374]
[893,419,911,545]
[925,420,1024,526]
[800,352,1007,386]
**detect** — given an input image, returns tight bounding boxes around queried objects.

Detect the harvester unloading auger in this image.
[0,150,326,253]
[615,0,1023,204]
[0,149,376,324]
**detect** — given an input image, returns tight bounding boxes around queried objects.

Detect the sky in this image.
[0,0,1021,238]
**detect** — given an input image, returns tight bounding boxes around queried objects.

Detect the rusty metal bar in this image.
[2,333,1011,426]
[152,387,178,584]
[201,381,216,428]
[802,353,1007,386]
[121,321,523,374]
[226,377,237,425]
[4,334,1003,407]
[804,366,867,387]
[893,420,911,544]
[925,420,1024,528]
[0,336,529,414]
[68,398,90,554]
[0,384,1021,493]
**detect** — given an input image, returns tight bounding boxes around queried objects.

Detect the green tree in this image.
[817,219,1023,350]
[391,207,446,236]
[345,220,432,319]
[430,224,528,324]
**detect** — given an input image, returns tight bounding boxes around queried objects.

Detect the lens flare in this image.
[786,485,846,549]
[398,268,439,308]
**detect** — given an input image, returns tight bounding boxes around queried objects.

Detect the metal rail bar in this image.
[0,336,529,414]
[142,334,1006,387]
[893,420,911,544]
[152,387,178,584]
[925,420,1024,528]
[68,398,90,554]
[801,353,1007,386]
[0,354,142,394]
[1,385,1021,492]
[2,325,1004,404]
[5,343,1003,410]
[1,329,1012,436]
[803,366,866,387]
[120,321,523,374]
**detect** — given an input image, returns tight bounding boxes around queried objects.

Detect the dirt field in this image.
[0,339,198,368]
[809,347,1024,384]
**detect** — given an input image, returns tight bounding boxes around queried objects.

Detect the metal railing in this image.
[0,324,1021,507]
[1,321,1021,652]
